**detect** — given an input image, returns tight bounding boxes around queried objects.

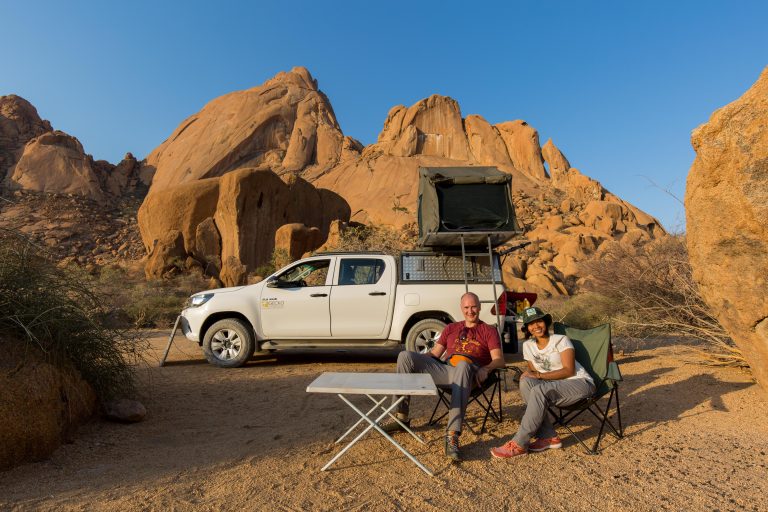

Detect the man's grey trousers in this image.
[393,350,475,434]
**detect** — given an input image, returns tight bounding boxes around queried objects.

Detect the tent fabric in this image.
[417,166,520,248]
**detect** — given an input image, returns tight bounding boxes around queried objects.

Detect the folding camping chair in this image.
[427,368,504,435]
[548,322,624,454]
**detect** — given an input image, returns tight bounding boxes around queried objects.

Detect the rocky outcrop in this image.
[0,95,52,180]
[496,120,548,180]
[138,168,349,286]
[465,115,516,173]
[146,67,344,191]
[686,67,768,393]
[1,95,148,202]
[313,94,663,296]
[134,67,663,295]
[376,95,471,160]
[9,131,105,199]
[274,223,323,262]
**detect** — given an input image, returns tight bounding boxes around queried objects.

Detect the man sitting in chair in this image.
[382,292,505,462]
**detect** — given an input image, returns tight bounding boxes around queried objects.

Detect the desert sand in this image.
[1,333,766,512]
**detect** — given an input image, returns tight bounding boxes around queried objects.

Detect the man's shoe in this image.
[379,416,410,434]
[445,434,461,462]
[490,440,527,459]
[529,436,562,452]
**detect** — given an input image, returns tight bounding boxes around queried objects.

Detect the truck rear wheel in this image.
[405,319,447,353]
[203,318,255,368]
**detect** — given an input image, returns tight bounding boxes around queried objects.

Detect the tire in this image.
[405,319,447,353]
[203,318,255,368]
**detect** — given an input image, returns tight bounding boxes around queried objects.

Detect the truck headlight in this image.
[185,293,214,309]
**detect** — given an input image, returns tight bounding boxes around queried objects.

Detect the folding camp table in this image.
[306,372,437,476]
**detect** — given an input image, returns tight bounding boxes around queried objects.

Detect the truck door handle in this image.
[310,293,328,297]
[369,292,386,296]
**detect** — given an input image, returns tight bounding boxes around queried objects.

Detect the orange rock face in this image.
[686,67,768,393]
[9,131,105,199]
[145,67,344,191]
[136,67,664,295]
[138,168,349,286]
[496,120,548,180]
[0,95,52,180]
[1,95,147,201]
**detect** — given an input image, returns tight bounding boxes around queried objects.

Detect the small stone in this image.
[104,399,147,423]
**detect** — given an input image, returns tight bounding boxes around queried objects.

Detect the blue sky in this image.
[2,1,766,232]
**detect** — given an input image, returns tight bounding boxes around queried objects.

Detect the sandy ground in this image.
[1,332,766,512]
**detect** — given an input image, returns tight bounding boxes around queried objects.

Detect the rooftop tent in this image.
[417,166,521,248]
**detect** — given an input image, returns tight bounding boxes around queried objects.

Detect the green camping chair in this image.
[548,322,624,454]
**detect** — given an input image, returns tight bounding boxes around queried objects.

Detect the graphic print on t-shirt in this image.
[453,327,484,361]
[532,352,553,371]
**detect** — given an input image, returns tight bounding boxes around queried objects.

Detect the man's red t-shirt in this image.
[437,321,501,367]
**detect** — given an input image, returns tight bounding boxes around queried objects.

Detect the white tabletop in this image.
[306,372,437,396]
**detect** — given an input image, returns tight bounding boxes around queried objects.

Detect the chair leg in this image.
[615,385,623,437]
[428,391,451,426]
[429,379,504,435]
[497,379,503,423]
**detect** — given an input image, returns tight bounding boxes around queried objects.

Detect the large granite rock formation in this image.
[686,67,768,393]
[1,95,148,201]
[145,67,347,191]
[136,67,663,295]
[10,130,105,199]
[138,168,349,285]
[0,95,52,180]
[311,93,663,296]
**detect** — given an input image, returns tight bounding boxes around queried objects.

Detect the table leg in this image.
[364,394,426,444]
[322,394,433,476]
[335,395,388,444]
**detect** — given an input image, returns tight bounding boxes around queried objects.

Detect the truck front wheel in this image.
[405,319,447,353]
[203,318,255,368]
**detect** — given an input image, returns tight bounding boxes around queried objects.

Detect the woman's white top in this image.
[522,334,594,383]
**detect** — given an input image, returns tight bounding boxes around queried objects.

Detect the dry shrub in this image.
[95,265,210,328]
[538,292,621,330]
[580,235,747,367]
[0,229,147,402]
[331,223,418,255]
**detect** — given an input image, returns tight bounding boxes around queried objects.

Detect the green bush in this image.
[0,229,146,402]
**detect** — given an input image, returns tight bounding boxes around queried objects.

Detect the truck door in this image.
[259,258,332,338]
[330,257,393,337]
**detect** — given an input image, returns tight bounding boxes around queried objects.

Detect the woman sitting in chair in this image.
[490,307,595,458]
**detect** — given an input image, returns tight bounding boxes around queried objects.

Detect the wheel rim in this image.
[210,329,242,361]
[414,328,441,353]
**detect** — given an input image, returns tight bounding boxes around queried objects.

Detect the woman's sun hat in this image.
[521,306,552,326]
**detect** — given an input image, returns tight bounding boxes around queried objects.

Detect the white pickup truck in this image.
[180,251,512,368]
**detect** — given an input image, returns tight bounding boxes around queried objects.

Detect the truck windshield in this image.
[278,260,330,287]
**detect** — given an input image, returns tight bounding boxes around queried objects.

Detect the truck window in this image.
[338,258,386,286]
[277,260,330,287]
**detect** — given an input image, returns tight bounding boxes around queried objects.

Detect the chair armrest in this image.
[606,361,623,382]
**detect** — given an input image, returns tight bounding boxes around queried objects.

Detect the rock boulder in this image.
[8,131,104,200]
[146,67,345,191]
[686,66,768,392]
[0,95,52,181]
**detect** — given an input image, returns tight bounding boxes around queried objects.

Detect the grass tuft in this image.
[0,229,147,402]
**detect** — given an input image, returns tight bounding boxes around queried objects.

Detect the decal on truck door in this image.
[261,298,285,309]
